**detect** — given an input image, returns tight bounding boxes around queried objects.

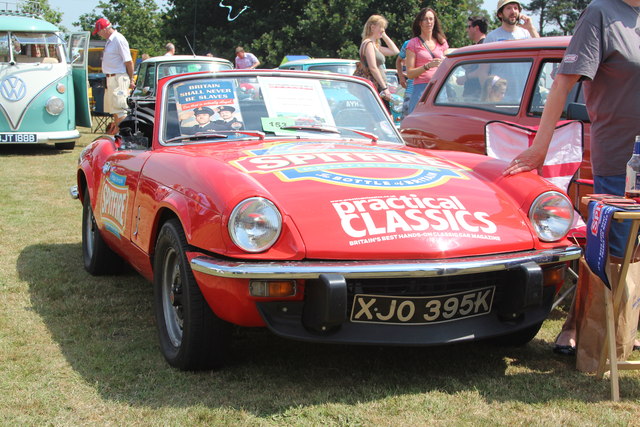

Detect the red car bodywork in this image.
[73,70,581,369]
[401,36,592,184]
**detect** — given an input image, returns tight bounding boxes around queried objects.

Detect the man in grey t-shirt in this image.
[504,0,640,354]
[505,0,640,197]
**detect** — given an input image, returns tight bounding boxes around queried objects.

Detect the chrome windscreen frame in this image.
[156,70,403,145]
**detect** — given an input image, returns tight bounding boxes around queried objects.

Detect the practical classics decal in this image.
[100,171,129,238]
[331,194,499,246]
[231,143,469,190]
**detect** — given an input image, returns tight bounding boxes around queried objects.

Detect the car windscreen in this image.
[434,60,533,116]
[8,32,64,64]
[157,61,233,79]
[307,64,356,75]
[161,75,402,144]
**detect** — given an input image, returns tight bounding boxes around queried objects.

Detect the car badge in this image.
[0,76,27,102]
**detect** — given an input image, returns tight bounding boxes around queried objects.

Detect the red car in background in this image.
[401,36,592,188]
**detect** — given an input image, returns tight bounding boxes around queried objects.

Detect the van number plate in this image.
[350,286,495,325]
[0,133,37,143]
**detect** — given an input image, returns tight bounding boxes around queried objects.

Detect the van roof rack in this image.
[0,1,44,18]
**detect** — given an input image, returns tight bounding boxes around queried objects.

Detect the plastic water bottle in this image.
[625,135,640,202]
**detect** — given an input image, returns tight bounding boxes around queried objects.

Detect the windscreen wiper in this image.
[164,130,265,144]
[280,125,378,142]
[164,132,228,144]
[280,125,341,134]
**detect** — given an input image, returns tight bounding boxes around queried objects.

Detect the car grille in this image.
[346,270,511,298]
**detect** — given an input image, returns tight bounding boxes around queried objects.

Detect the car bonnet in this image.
[224,140,539,259]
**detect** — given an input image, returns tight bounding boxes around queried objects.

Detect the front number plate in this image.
[350,286,495,325]
[0,133,37,143]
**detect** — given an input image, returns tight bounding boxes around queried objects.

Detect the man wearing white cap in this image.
[93,18,134,133]
[485,0,539,43]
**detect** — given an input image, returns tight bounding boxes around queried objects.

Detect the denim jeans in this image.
[408,83,427,115]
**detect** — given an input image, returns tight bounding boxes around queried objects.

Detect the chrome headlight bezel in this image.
[228,197,282,253]
[528,191,574,242]
[45,96,65,115]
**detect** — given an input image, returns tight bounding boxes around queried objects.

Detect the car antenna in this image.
[184,35,196,57]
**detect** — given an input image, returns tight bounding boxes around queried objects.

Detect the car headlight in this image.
[228,197,282,252]
[529,191,574,242]
[45,96,65,115]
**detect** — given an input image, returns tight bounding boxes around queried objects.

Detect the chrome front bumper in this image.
[190,246,582,279]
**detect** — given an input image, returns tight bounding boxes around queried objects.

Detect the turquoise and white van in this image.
[0,2,90,150]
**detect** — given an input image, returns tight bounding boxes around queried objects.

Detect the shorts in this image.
[104,74,130,118]
[594,174,637,258]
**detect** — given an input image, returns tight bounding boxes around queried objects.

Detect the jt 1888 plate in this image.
[0,133,37,143]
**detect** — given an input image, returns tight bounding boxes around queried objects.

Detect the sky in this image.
[49,0,168,30]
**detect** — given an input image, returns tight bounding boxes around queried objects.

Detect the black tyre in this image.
[55,141,75,150]
[82,187,124,275]
[491,321,543,347]
[153,219,231,370]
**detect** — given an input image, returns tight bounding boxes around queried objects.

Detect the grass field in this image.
[1,129,639,425]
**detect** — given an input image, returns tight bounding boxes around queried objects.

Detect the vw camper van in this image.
[0,2,90,150]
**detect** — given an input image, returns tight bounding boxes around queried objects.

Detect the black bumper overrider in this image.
[190,247,581,345]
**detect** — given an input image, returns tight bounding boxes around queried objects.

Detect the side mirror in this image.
[566,102,590,123]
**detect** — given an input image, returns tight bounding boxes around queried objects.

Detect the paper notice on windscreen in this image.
[257,77,336,129]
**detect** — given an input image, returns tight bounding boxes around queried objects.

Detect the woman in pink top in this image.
[405,8,448,114]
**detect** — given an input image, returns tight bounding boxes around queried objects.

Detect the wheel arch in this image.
[76,170,88,205]
[149,206,187,269]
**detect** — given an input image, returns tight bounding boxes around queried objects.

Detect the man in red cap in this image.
[93,18,134,134]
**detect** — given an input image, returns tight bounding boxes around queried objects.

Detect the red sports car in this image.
[72,70,581,370]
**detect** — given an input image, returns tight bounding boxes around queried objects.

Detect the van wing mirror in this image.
[566,102,590,123]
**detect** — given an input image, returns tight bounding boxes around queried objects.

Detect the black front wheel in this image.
[81,187,123,275]
[153,219,231,370]
[55,141,75,150]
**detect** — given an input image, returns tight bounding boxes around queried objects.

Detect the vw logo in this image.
[0,76,27,102]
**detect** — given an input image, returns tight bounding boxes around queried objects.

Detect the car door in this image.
[95,149,152,263]
[68,32,91,127]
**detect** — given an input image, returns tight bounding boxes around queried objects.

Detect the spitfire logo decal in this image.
[231,143,470,190]
[100,171,128,238]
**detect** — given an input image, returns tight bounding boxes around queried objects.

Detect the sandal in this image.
[553,344,576,356]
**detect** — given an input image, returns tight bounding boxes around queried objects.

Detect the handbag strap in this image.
[418,36,438,59]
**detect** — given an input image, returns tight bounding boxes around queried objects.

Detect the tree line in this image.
[37,0,584,67]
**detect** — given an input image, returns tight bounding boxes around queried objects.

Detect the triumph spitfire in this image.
[71,70,581,370]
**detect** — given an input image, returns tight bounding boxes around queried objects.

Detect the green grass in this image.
[1,130,639,425]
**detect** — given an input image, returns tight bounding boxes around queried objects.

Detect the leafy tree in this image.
[163,0,490,67]
[526,0,589,35]
[22,0,65,31]
[75,0,165,56]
